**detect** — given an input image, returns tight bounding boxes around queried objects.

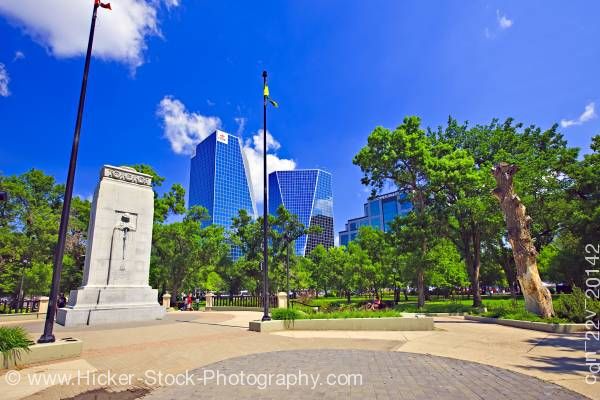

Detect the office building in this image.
[338,191,411,246]
[268,169,334,256]
[189,130,257,258]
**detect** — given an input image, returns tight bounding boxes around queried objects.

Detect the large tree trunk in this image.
[414,189,428,309]
[416,268,425,309]
[171,283,179,307]
[492,163,554,318]
[461,228,482,308]
[471,226,483,307]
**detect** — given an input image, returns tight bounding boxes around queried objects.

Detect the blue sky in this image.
[1,1,599,240]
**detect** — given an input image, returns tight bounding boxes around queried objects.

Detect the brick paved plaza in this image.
[1,312,597,400]
[143,349,587,400]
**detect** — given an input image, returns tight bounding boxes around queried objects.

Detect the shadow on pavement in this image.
[517,334,600,374]
[174,319,248,329]
[62,387,149,400]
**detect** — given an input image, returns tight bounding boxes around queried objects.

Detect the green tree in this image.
[204,271,226,293]
[270,205,320,294]
[424,239,469,297]
[431,118,502,306]
[322,246,348,298]
[131,164,186,223]
[433,118,579,307]
[339,243,365,302]
[354,117,472,308]
[293,256,316,294]
[353,117,435,308]
[151,206,229,304]
[354,226,391,298]
[0,169,90,300]
[485,236,518,298]
[537,136,600,288]
[229,209,266,295]
[61,196,91,293]
[307,244,334,297]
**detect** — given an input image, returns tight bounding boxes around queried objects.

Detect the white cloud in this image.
[13,51,25,62]
[250,129,281,153]
[162,0,180,9]
[157,96,222,155]
[157,97,296,203]
[234,117,247,135]
[561,102,597,128]
[0,0,179,69]
[0,63,10,97]
[497,10,513,29]
[243,129,296,204]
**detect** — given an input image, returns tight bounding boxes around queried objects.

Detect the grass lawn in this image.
[304,294,520,310]
[0,305,33,314]
[271,308,402,320]
[303,310,402,319]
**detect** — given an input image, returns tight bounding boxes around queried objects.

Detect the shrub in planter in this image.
[304,310,402,319]
[555,287,600,323]
[271,308,304,321]
[0,326,34,368]
[319,303,335,313]
[338,303,358,312]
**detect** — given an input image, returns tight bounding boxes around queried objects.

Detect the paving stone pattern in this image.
[141,349,588,400]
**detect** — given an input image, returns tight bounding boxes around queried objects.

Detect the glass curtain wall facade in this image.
[339,191,411,246]
[268,169,334,256]
[189,130,257,258]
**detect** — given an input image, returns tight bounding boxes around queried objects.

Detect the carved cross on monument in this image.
[115,214,134,271]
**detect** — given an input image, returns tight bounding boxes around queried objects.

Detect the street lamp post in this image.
[261,70,271,321]
[286,241,290,307]
[38,2,100,343]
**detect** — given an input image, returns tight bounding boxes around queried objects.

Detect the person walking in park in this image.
[186,292,192,311]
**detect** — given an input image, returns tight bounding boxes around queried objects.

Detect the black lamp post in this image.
[38,2,100,343]
[261,70,271,321]
[286,241,290,307]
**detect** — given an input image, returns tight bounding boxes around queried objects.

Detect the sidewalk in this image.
[273,316,599,399]
[1,311,398,400]
[1,313,596,399]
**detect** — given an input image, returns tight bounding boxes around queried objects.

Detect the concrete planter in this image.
[249,316,434,333]
[1,338,83,369]
[407,312,468,317]
[465,315,588,333]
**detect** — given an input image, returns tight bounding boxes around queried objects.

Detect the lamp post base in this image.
[261,315,271,321]
[37,334,56,344]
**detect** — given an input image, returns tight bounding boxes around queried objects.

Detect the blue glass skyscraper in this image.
[338,191,411,246]
[269,169,334,256]
[189,130,257,258]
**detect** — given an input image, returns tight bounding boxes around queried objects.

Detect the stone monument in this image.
[57,165,165,327]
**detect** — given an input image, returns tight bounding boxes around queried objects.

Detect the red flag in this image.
[95,0,112,10]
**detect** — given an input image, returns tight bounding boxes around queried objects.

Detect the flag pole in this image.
[38,1,100,343]
[261,70,271,321]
